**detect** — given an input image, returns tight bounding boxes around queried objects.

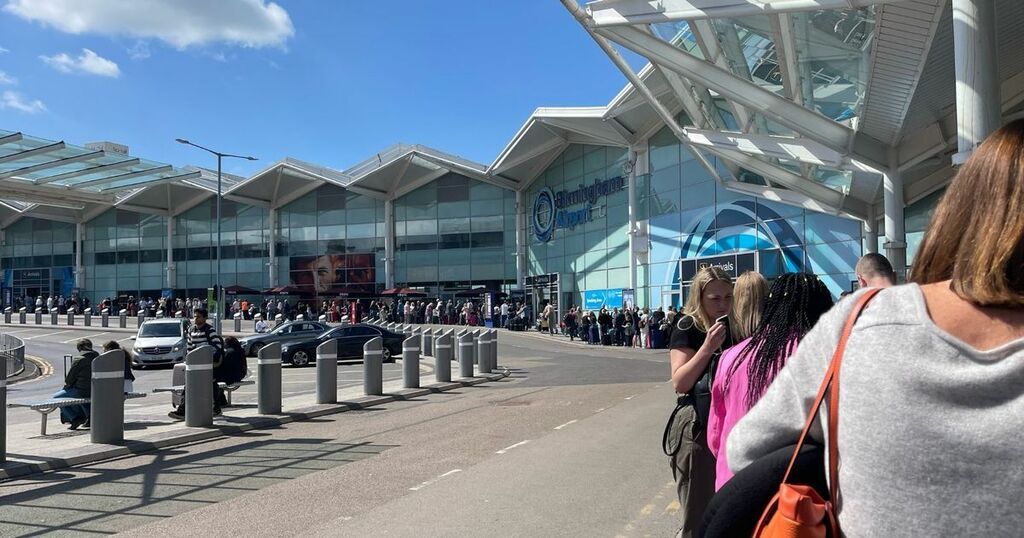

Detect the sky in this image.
[0,0,645,177]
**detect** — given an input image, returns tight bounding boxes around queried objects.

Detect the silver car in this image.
[131,318,189,368]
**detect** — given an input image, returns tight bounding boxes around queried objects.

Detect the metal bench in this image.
[153,379,254,406]
[7,392,148,435]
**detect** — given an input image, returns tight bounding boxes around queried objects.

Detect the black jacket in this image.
[214,345,247,385]
[65,350,99,393]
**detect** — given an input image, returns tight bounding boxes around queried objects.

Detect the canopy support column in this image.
[384,198,395,290]
[75,222,84,290]
[165,216,175,289]
[863,207,878,255]
[883,153,907,282]
[516,189,526,290]
[627,149,637,294]
[268,208,277,288]
[952,0,1001,164]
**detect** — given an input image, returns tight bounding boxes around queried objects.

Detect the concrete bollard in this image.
[363,336,383,396]
[157,310,165,318]
[101,308,109,327]
[18,307,26,324]
[0,348,6,463]
[472,330,482,365]
[67,311,75,326]
[316,339,338,404]
[274,313,284,325]
[49,310,57,325]
[318,314,327,323]
[185,346,215,427]
[233,313,242,333]
[421,328,433,358]
[402,335,420,389]
[137,312,145,328]
[84,310,92,326]
[479,331,493,374]
[4,307,11,324]
[455,329,467,362]
[176,310,184,318]
[458,332,475,378]
[434,331,452,383]
[253,313,263,332]
[34,309,42,325]
[119,309,127,329]
[258,342,283,414]
[91,349,125,444]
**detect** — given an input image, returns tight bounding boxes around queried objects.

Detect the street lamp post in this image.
[175,139,257,334]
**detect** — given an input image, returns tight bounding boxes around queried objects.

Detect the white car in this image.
[131,318,189,368]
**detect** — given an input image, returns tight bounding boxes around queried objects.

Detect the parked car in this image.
[279,324,404,367]
[237,320,330,356]
[131,318,190,368]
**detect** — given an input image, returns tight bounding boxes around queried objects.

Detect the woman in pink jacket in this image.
[706,272,834,490]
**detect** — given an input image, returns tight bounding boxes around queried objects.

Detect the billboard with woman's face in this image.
[290,254,375,293]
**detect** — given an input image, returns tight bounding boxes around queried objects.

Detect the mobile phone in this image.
[715,314,729,326]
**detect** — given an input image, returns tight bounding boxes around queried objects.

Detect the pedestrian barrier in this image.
[316,339,338,404]
[258,342,282,414]
[3,307,10,324]
[234,313,243,333]
[478,331,492,375]
[119,309,128,329]
[84,310,92,326]
[175,310,184,318]
[434,331,452,383]
[402,336,420,389]
[157,310,165,318]
[66,311,74,326]
[137,312,146,328]
[458,332,475,378]
[90,349,125,444]
[455,329,468,363]
[363,336,383,396]
[18,307,26,324]
[185,345,215,427]
[50,310,58,325]
[421,328,433,358]
[34,310,42,325]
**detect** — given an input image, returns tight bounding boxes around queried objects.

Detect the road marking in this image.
[117,336,134,343]
[664,499,680,514]
[409,468,462,491]
[495,440,530,454]
[624,394,637,400]
[62,332,109,344]
[554,419,577,430]
[595,407,606,413]
[640,503,655,516]
[23,330,72,340]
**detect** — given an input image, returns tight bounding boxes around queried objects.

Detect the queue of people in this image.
[665,120,1024,537]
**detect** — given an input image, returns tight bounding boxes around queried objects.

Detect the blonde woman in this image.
[730,271,768,341]
[664,266,734,538]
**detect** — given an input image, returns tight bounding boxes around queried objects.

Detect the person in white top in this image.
[639,308,651,348]
[500,302,509,329]
[255,318,269,333]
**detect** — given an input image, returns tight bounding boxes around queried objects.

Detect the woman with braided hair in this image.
[706,272,833,490]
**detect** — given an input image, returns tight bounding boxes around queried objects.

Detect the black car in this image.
[279,324,405,366]
[238,320,331,356]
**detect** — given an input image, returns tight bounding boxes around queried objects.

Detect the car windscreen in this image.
[139,323,181,338]
[271,324,292,335]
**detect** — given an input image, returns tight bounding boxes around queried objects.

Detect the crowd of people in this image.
[663,121,1024,537]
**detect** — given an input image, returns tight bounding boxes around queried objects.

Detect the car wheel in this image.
[382,347,394,363]
[291,350,311,367]
[250,342,265,357]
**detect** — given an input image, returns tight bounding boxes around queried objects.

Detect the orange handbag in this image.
[753,288,882,538]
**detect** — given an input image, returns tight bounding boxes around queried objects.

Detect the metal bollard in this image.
[185,346,215,427]
[176,310,184,318]
[490,329,499,369]
[119,309,127,329]
[34,309,42,325]
[472,330,482,365]
[157,310,165,318]
[67,311,75,326]
[455,329,467,362]
[258,342,283,414]
[101,308,109,327]
[363,336,383,396]
[3,307,11,324]
[253,313,263,332]
[479,331,493,374]
[434,331,452,383]
[458,332,475,378]
[234,313,242,333]
[84,310,92,326]
[49,310,57,325]
[0,348,6,463]
[137,312,145,327]
[402,335,420,389]
[421,328,433,358]
[316,339,338,404]
[18,307,26,324]
[91,349,125,444]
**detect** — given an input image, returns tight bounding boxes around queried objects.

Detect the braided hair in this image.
[726,272,835,408]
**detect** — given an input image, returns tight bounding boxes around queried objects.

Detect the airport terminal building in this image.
[0,0,1012,318]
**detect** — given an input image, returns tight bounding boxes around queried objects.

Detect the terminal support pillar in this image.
[627,148,638,294]
[75,222,85,290]
[515,189,526,290]
[268,208,278,287]
[166,216,176,289]
[883,152,907,282]
[952,0,1001,165]
[863,206,878,256]
[384,198,395,289]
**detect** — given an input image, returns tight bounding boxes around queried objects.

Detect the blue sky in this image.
[0,0,644,177]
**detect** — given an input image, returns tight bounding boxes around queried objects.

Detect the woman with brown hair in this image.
[727,120,1024,535]
[664,266,734,538]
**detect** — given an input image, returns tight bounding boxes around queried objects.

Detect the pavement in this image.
[0,323,681,537]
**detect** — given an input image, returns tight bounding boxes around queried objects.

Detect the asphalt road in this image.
[0,327,681,537]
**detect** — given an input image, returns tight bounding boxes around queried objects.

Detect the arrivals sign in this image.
[532,176,626,242]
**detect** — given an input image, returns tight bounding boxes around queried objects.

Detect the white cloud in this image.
[0,71,15,85]
[0,46,8,53]
[1,90,46,113]
[4,0,294,49]
[127,41,150,60]
[41,48,120,77]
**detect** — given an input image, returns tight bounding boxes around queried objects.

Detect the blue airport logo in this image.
[532,176,625,242]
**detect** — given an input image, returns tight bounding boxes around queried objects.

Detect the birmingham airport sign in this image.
[532,176,626,242]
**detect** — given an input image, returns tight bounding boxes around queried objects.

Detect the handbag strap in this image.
[779,288,882,488]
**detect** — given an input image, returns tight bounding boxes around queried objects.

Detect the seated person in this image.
[53,339,98,430]
[255,317,269,333]
[214,336,248,406]
[102,340,137,394]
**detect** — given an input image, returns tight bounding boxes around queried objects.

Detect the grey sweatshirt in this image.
[727,284,1024,537]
